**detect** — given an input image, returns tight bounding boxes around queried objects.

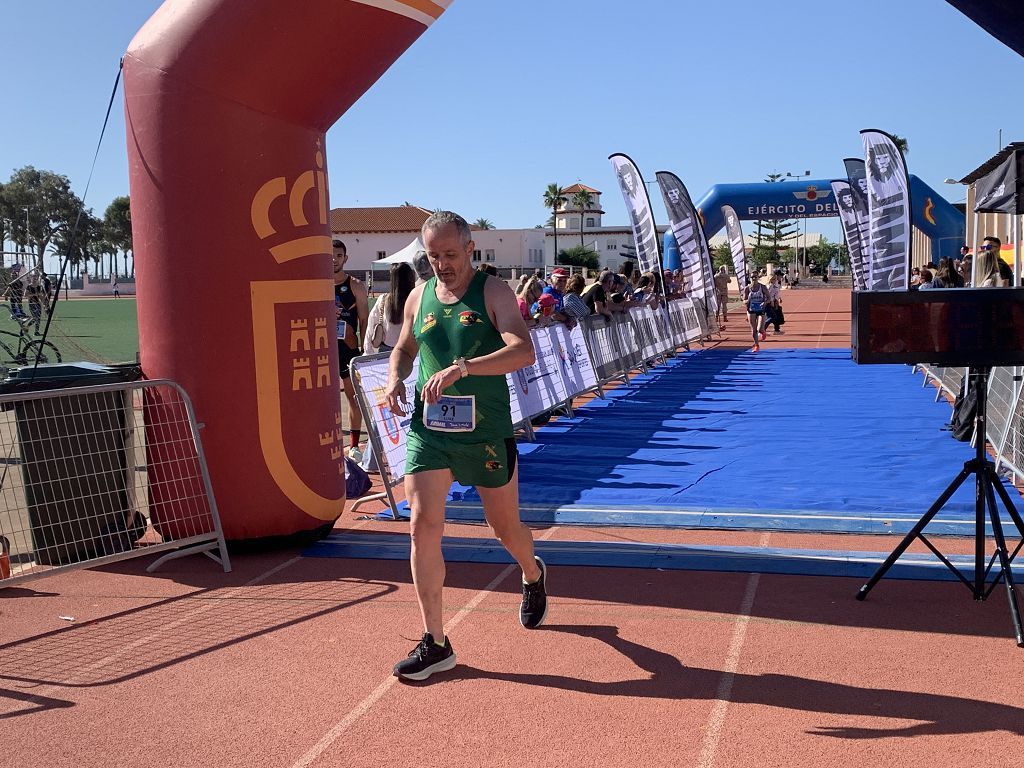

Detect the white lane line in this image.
[816,292,833,348]
[696,532,769,768]
[291,527,559,768]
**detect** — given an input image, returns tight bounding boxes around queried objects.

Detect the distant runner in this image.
[745,277,768,352]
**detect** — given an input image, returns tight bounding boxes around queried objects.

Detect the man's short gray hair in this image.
[422,210,472,246]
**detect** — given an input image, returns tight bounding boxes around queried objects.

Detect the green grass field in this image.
[26,298,141,364]
[6,295,377,366]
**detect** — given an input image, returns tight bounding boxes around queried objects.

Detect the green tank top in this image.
[411,271,513,442]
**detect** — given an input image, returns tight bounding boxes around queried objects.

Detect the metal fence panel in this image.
[0,380,230,588]
[988,367,1016,457]
[939,367,966,400]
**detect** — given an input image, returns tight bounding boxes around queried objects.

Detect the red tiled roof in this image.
[562,183,601,195]
[329,206,433,233]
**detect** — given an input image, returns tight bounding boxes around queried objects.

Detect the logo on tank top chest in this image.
[443,308,453,317]
[420,312,437,334]
[459,310,482,326]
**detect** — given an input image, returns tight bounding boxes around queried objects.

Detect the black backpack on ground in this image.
[949,381,978,443]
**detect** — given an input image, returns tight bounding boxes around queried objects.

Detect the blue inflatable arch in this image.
[674,177,963,266]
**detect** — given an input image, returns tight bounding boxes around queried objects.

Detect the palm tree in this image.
[571,188,592,248]
[542,183,566,271]
[890,134,909,155]
[472,218,495,230]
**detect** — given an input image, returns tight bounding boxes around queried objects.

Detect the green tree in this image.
[1,166,83,273]
[890,134,909,154]
[712,242,733,272]
[471,217,495,230]
[804,236,848,275]
[103,196,132,277]
[542,183,567,270]
[751,173,797,269]
[571,188,593,248]
[51,209,102,278]
[556,245,600,271]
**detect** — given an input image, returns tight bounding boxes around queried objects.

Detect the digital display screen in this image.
[852,288,1024,366]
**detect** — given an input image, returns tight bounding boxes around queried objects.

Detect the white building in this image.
[543,183,668,271]
[330,205,545,273]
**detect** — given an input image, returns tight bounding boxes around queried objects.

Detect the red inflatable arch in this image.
[123,0,448,541]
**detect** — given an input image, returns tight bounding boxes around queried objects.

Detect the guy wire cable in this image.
[29,58,124,382]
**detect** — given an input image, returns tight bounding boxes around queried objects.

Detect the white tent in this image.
[375,236,424,265]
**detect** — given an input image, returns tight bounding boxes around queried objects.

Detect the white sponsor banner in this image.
[353,312,682,485]
[507,366,540,426]
[554,322,599,397]
[671,298,704,345]
[614,313,642,370]
[629,305,673,362]
[530,325,569,407]
[506,324,584,424]
[654,307,676,357]
[351,354,418,484]
[581,315,621,380]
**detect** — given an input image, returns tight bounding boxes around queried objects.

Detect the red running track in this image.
[5,289,1024,767]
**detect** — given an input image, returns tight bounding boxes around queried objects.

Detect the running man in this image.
[333,239,369,461]
[384,211,547,681]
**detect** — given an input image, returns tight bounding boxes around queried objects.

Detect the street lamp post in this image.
[785,171,810,276]
[945,177,981,285]
[23,207,31,268]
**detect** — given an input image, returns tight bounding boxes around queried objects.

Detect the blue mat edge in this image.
[304,533,1022,583]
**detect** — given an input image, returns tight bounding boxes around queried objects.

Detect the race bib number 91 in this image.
[423,394,476,433]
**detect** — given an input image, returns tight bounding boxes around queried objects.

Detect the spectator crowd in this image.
[910,237,1014,290]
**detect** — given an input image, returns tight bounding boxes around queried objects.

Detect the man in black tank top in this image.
[333,240,369,460]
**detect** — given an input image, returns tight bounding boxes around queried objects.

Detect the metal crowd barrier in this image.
[0,380,231,589]
[916,363,1024,485]
[349,296,714,518]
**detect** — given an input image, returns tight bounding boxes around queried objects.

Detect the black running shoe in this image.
[520,556,548,629]
[393,633,456,681]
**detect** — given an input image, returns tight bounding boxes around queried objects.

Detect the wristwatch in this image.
[453,356,468,378]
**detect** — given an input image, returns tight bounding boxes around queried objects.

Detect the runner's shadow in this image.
[439,624,1024,739]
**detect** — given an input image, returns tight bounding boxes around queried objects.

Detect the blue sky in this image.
[1,0,1021,246]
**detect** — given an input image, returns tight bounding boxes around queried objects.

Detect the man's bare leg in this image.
[406,468,453,640]
[477,466,541,583]
[342,377,362,434]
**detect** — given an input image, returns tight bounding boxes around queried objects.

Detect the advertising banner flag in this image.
[830,181,868,291]
[695,209,719,316]
[974,148,1024,214]
[721,204,748,293]
[655,170,709,299]
[609,154,663,276]
[860,130,912,290]
[844,157,872,283]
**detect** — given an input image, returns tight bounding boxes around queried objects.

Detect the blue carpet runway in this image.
[424,348,1021,536]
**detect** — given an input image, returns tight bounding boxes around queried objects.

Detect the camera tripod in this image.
[856,367,1024,646]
